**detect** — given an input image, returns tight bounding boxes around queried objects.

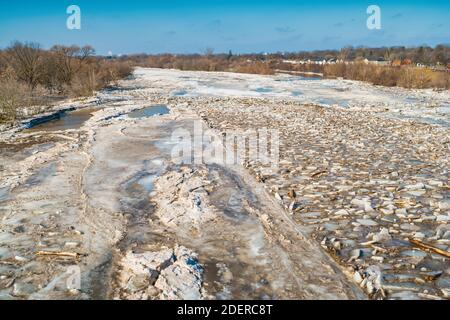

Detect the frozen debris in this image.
[192,91,450,299]
[372,228,392,243]
[120,249,175,285]
[371,256,384,263]
[361,228,391,245]
[436,215,450,222]
[153,168,218,230]
[400,223,420,231]
[389,291,420,299]
[288,201,296,212]
[64,242,80,248]
[348,249,362,262]
[12,282,37,297]
[351,198,374,212]
[331,238,342,250]
[116,245,203,300]
[437,200,450,211]
[417,293,443,300]
[436,225,450,240]
[413,232,425,239]
[401,183,425,191]
[353,271,363,284]
[274,192,283,202]
[155,246,203,300]
[442,289,450,298]
[335,209,349,216]
[363,266,384,296]
[356,219,378,227]
[14,256,29,263]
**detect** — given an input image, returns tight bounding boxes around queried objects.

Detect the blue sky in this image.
[0,0,448,55]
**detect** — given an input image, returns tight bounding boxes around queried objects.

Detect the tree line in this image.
[123,45,450,89]
[0,42,132,123]
[1,43,449,125]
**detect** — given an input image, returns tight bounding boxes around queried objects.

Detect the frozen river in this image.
[132,68,450,127]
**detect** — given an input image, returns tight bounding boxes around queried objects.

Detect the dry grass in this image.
[323,63,449,89]
[232,61,274,75]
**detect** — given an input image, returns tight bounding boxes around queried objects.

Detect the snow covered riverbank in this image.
[133,68,450,127]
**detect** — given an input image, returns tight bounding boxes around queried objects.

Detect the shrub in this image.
[67,60,133,97]
[430,71,450,89]
[398,67,433,88]
[0,78,28,122]
[232,61,274,75]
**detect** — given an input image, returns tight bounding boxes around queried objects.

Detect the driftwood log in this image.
[35,251,80,259]
[409,239,450,259]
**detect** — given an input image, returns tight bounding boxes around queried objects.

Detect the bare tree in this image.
[50,45,96,87]
[50,45,77,86]
[80,45,96,61]
[204,47,214,57]
[338,46,352,61]
[7,42,44,90]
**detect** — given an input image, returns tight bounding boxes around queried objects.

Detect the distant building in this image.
[374,57,390,66]
[402,59,413,66]
[391,59,402,67]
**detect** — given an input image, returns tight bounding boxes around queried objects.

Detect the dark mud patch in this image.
[173,165,282,299]
[118,163,167,250]
[208,164,261,220]
[0,187,10,203]
[0,136,59,154]
[23,163,57,187]
[26,108,98,132]
[89,253,114,300]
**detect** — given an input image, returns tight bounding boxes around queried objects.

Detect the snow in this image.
[134,67,450,127]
